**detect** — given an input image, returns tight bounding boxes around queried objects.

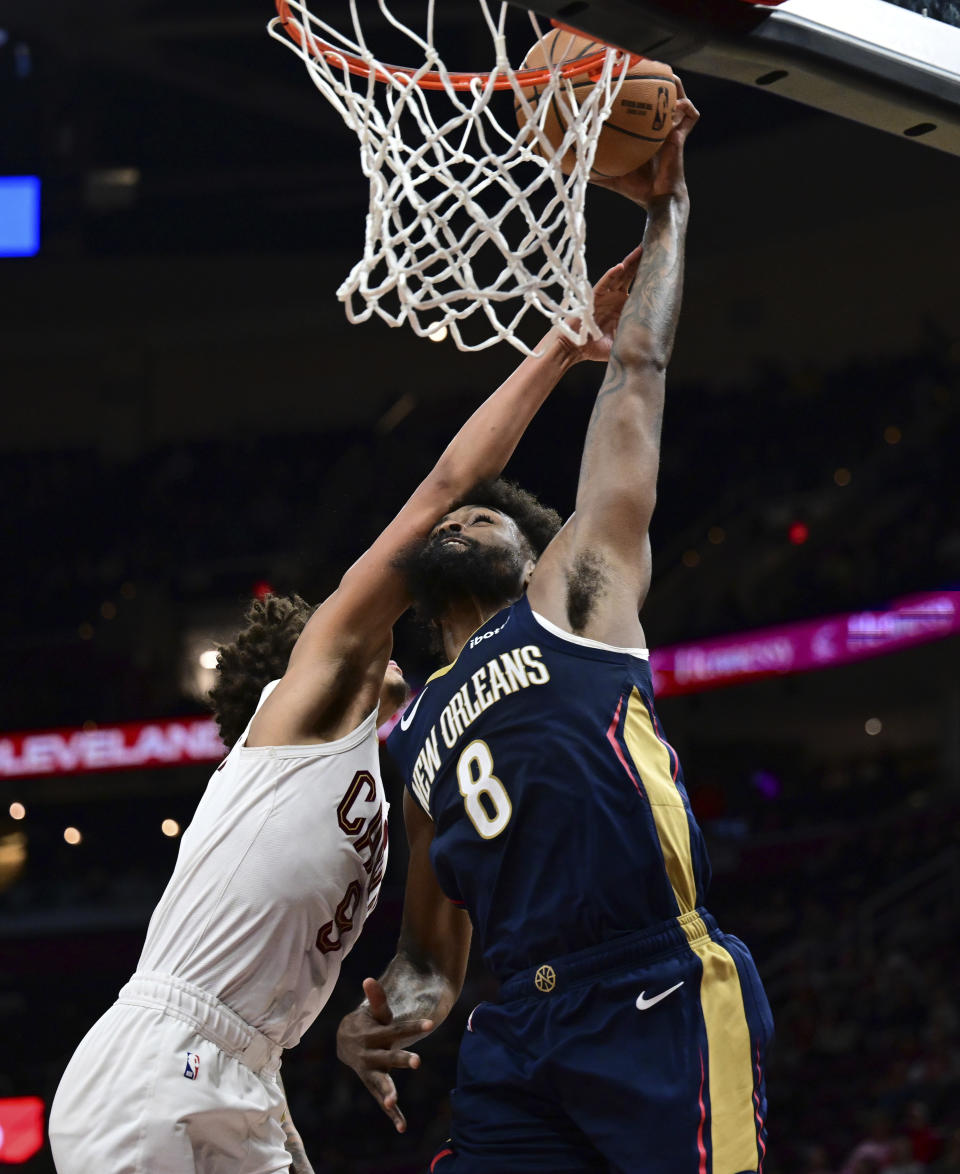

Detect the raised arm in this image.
[335,791,472,1134]
[527,93,699,649]
[301,251,642,644]
[249,259,640,746]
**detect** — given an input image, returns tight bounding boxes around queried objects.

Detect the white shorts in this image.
[49,973,290,1174]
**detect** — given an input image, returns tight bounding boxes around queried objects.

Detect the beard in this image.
[381,674,412,717]
[396,533,528,622]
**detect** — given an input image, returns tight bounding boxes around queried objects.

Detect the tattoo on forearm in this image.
[584,201,686,446]
[625,202,686,362]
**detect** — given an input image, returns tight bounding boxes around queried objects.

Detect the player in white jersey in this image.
[47,256,641,1174]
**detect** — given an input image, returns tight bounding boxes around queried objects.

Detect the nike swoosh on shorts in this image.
[635,980,684,1011]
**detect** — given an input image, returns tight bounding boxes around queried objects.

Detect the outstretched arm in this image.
[249,257,641,746]
[301,250,643,643]
[528,92,699,648]
[336,791,471,1133]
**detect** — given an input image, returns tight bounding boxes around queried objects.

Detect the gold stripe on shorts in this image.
[681,914,758,1174]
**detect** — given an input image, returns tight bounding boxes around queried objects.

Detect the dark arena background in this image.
[1,0,959,1170]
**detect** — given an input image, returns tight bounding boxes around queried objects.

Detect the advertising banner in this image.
[2,592,956,780]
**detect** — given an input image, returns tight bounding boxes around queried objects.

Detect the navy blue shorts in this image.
[429,910,773,1174]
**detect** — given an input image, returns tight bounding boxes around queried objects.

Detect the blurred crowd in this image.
[2,343,958,731]
[727,800,960,1174]
[891,0,960,23]
[1,342,958,1171]
[641,347,960,641]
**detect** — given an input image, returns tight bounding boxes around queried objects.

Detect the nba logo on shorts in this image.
[184,1052,200,1080]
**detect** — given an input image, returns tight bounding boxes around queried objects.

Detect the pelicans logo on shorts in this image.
[184,1052,200,1080]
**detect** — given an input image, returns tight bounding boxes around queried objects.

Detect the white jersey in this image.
[136,682,388,1049]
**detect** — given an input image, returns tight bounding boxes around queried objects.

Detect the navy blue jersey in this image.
[388,596,712,979]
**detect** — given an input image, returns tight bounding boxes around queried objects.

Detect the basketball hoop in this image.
[268,1,638,355]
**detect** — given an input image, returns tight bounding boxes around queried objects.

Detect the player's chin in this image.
[381,674,412,718]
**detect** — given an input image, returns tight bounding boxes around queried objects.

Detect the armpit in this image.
[566,550,608,633]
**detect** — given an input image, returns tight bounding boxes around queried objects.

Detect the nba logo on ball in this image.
[653,87,670,132]
[515,32,677,178]
[184,1053,200,1080]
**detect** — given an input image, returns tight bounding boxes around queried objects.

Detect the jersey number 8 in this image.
[457,739,512,839]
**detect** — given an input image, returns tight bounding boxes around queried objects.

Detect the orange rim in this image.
[273,2,640,91]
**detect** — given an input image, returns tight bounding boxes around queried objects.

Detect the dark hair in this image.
[450,478,562,555]
[395,478,563,655]
[209,593,314,749]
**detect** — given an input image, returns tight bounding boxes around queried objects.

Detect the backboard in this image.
[524,0,960,155]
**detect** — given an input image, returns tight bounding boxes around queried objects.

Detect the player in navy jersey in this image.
[337,86,773,1174]
[48,242,640,1174]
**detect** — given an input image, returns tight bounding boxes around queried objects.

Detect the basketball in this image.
[514,30,677,178]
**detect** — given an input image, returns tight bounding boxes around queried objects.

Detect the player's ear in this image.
[520,558,536,591]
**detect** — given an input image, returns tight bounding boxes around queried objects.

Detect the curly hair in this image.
[208,593,314,749]
[448,478,562,556]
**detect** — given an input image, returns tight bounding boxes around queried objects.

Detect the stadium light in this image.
[0,1097,45,1163]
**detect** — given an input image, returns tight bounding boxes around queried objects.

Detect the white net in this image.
[268,1,631,355]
